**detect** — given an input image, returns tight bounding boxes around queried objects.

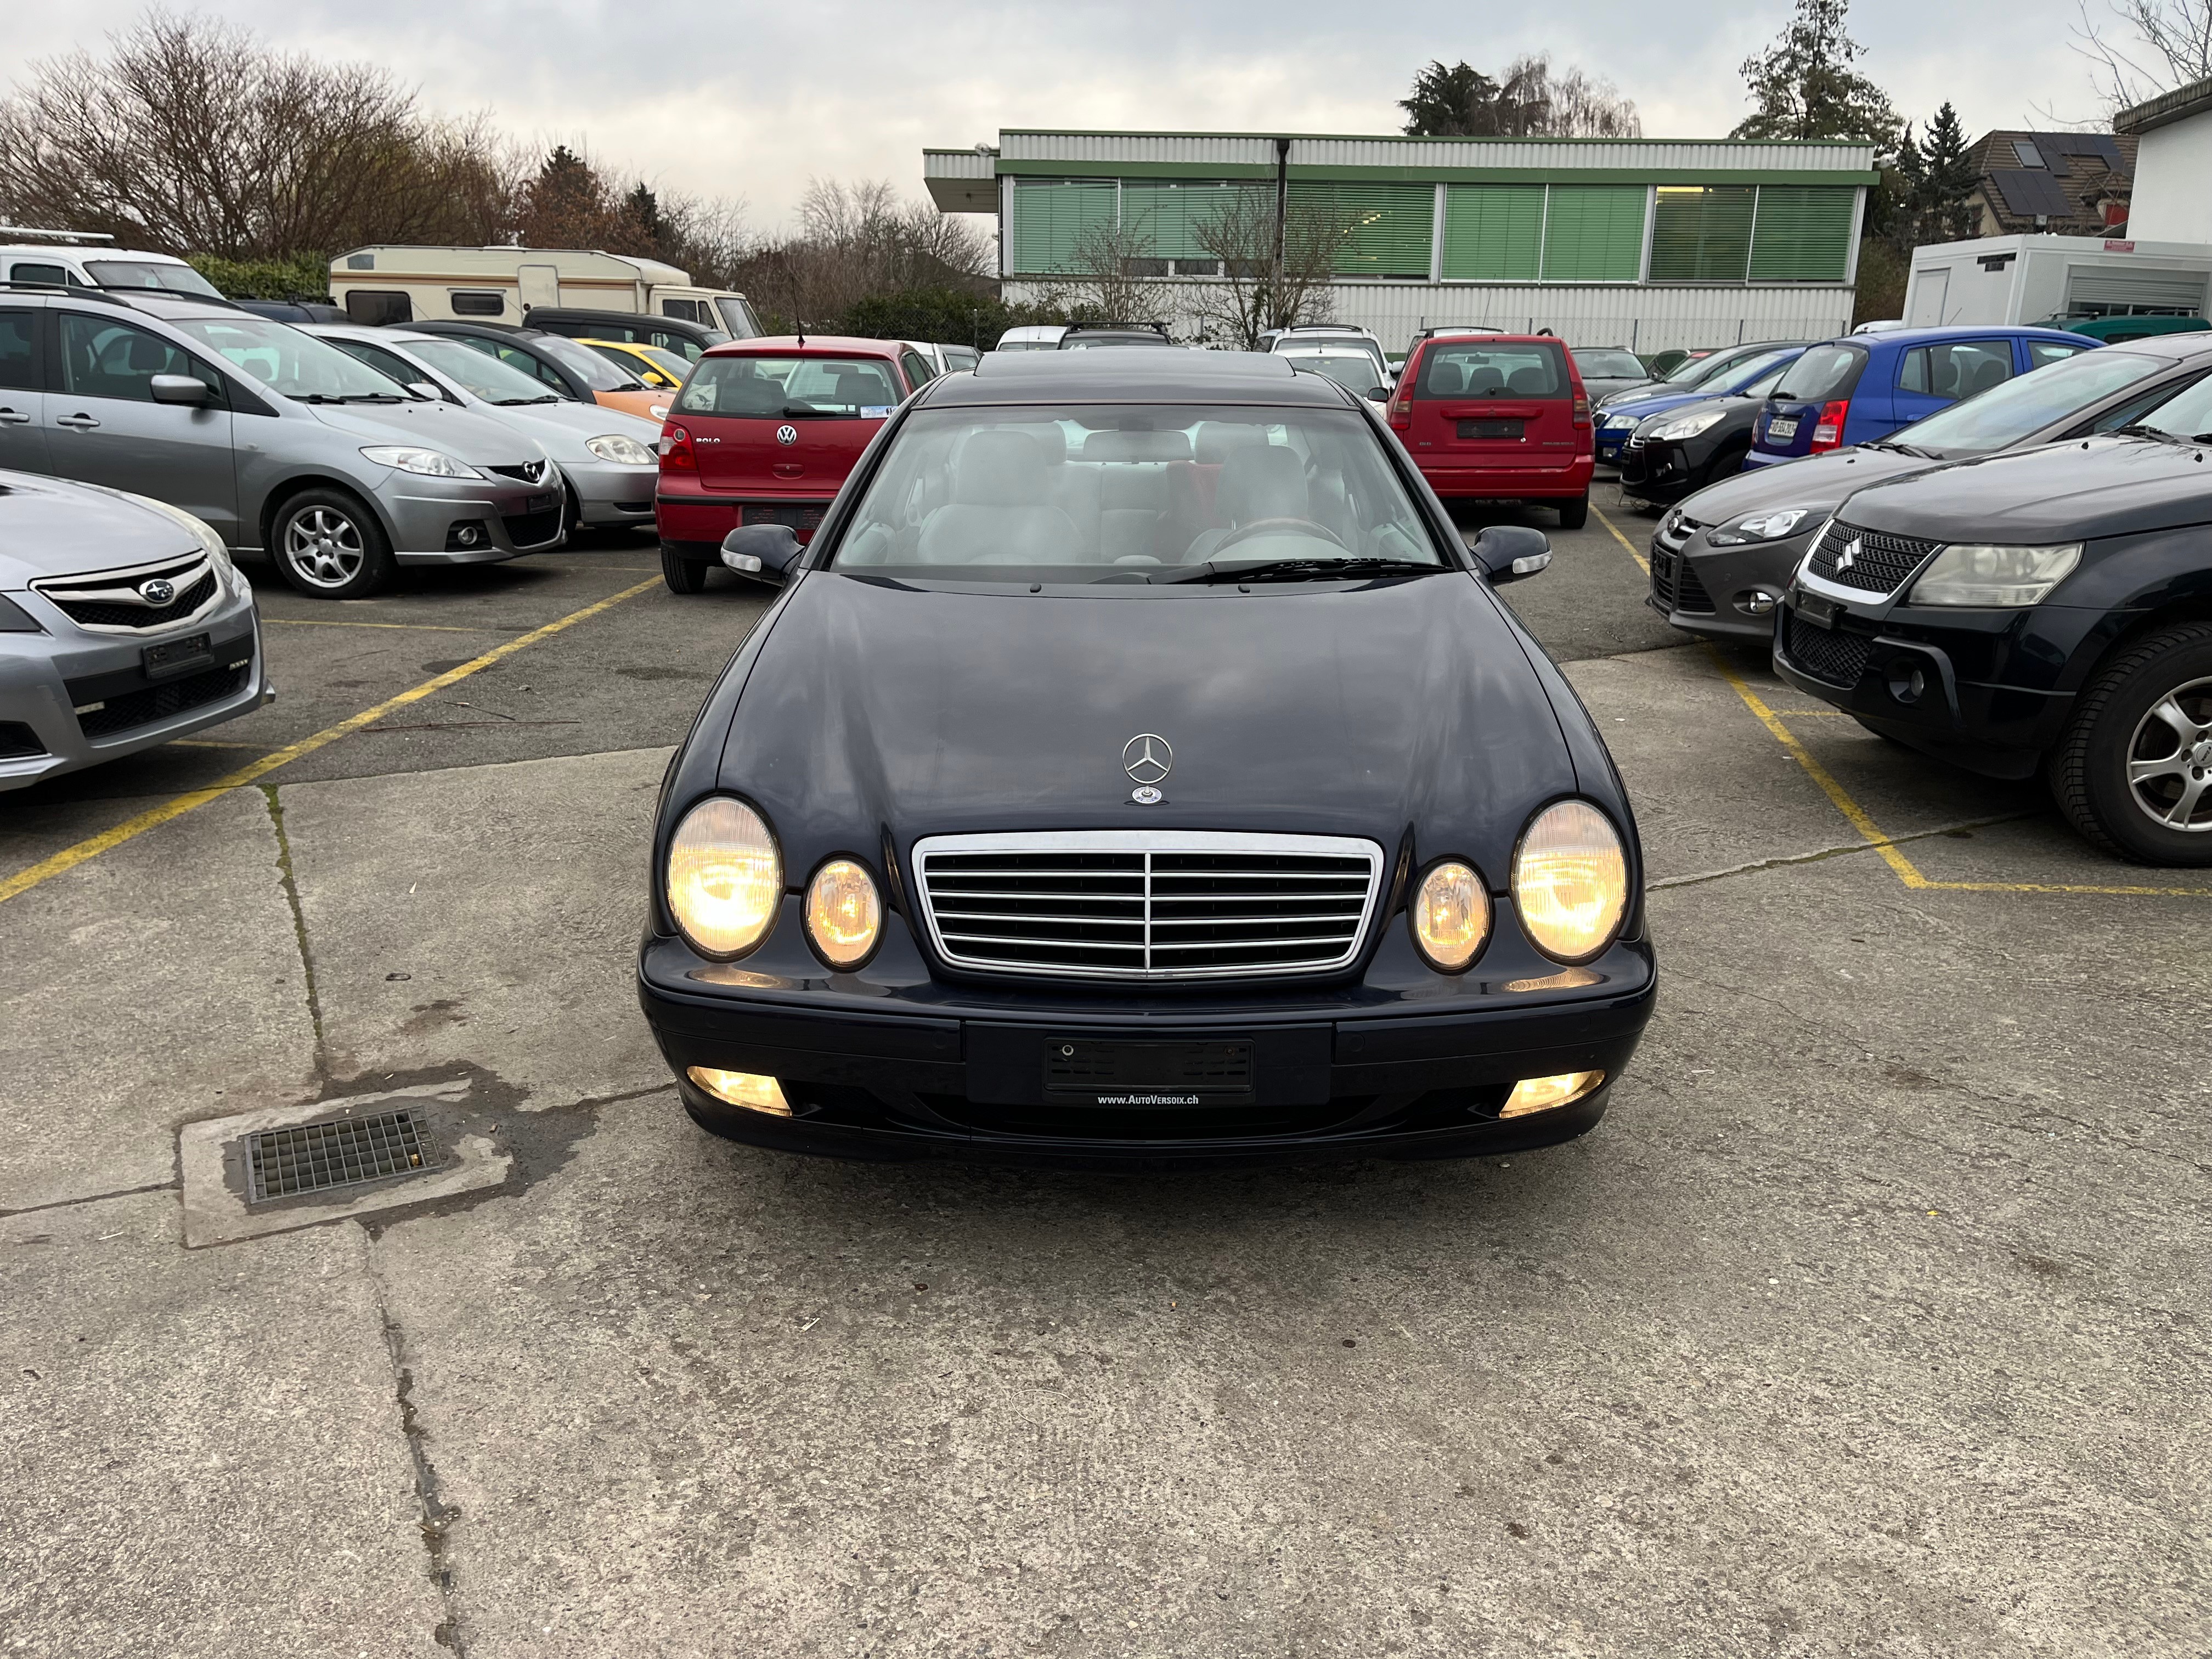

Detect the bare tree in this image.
[2072,0,2212,109]
[1507,55,1645,139]
[1188,191,1344,349]
[735,178,992,328]
[0,11,518,257]
[1065,217,1165,324]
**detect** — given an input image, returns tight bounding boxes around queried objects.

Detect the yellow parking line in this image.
[0,576,661,907]
[1589,503,1649,573]
[263,618,503,633]
[1702,645,2212,898]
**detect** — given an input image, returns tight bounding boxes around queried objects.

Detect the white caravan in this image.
[329,246,759,335]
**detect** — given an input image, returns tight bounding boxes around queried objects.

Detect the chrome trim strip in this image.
[29,550,224,636]
[911,829,1386,981]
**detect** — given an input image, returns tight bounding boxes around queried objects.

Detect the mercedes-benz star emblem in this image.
[1122,733,1172,786]
[775,424,799,446]
[138,578,176,606]
[1836,538,1860,573]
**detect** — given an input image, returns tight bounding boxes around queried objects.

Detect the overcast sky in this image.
[2,1,2129,232]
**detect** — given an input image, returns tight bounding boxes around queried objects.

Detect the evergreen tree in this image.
[1400,61,1502,136]
[1731,0,1901,152]
[1918,103,1979,241]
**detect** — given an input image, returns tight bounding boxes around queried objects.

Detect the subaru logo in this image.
[138,578,176,606]
[776,424,799,446]
[1122,733,1172,786]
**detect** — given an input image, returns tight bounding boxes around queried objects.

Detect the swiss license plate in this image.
[1458,419,1524,439]
[143,632,212,679]
[524,491,559,513]
[1045,1039,1254,1107]
[1796,591,1839,629]
[1767,416,1799,441]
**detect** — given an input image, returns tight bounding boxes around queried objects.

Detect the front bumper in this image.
[1415,456,1593,503]
[1647,516,1819,643]
[380,473,566,564]
[0,578,267,792]
[1617,434,1734,503]
[638,922,1656,1169]
[1595,425,1640,464]
[561,459,659,528]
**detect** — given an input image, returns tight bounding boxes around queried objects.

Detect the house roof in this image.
[2114,75,2212,136]
[1968,129,2136,233]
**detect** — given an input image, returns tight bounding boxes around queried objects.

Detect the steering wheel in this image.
[1214,516,1348,556]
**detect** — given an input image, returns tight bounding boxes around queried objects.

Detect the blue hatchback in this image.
[1593,343,1808,465]
[1743,325,2095,469]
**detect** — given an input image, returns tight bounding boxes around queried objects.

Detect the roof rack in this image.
[1061,320,1169,336]
[0,226,116,246]
[0,279,128,306]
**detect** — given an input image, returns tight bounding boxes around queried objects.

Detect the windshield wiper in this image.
[1869,439,1934,458]
[494,395,564,406]
[1158,557,1438,585]
[2114,422,2198,446]
[338,392,405,403]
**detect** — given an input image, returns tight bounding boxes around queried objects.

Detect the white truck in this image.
[1901,233,2212,329]
[329,245,759,336]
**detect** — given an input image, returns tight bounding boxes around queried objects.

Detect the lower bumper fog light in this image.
[686,1068,791,1116]
[1501,1070,1606,1118]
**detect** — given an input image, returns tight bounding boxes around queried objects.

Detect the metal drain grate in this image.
[246,1110,433,1201]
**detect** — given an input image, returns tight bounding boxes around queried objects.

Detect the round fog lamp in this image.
[1735,589,1778,616]
[805,858,882,969]
[1513,800,1630,963]
[1501,1070,1606,1118]
[666,797,781,958]
[1410,860,1490,972]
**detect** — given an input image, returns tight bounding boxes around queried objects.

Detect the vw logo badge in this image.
[1836,538,1860,573]
[775,424,799,446]
[1122,733,1172,786]
[138,578,176,606]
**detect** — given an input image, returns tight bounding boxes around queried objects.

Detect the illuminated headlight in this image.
[1909,543,2081,607]
[586,433,657,466]
[1708,506,1815,546]
[666,797,782,958]
[1502,1071,1606,1117]
[1645,408,1726,443]
[360,445,482,479]
[805,858,882,969]
[1513,800,1630,963]
[1409,860,1491,972]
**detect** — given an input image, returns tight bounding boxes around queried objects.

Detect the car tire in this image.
[1557,493,1589,531]
[1702,441,1752,487]
[271,488,396,600]
[2049,622,2212,865]
[661,542,710,594]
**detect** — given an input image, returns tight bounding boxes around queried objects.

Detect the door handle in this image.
[0,408,30,426]
[54,413,102,430]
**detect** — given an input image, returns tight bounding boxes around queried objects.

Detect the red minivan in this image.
[1387,334,1594,528]
[654,336,934,591]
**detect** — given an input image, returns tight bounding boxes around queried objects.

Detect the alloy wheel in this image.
[284,505,367,590]
[2124,675,2212,832]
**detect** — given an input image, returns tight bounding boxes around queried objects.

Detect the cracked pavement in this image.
[2,497,2207,1657]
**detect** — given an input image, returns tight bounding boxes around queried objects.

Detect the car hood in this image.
[1839,436,2212,543]
[0,469,205,587]
[1591,378,1657,404]
[459,399,662,458]
[1677,445,1933,526]
[718,569,1581,879]
[1602,390,1709,422]
[302,398,546,467]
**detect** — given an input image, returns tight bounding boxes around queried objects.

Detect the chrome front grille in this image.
[913,831,1385,980]
[31,551,223,635]
[1806,520,1941,596]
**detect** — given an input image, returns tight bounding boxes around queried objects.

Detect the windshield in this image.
[830,405,1443,582]
[1660,352,1722,385]
[172,314,414,401]
[406,337,565,405]
[1895,349,2164,454]
[1417,340,1568,399]
[714,296,759,338]
[1575,350,1646,378]
[1771,343,1867,403]
[2130,371,2212,441]
[86,259,224,299]
[531,332,642,391]
[1713,348,1796,392]
[1284,353,1387,393]
[637,344,693,381]
[677,354,902,417]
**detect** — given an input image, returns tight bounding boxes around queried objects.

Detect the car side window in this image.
[2078,373,2208,435]
[10,262,75,288]
[0,309,38,392]
[58,313,223,404]
[900,351,934,388]
[345,341,438,397]
[1898,341,2013,399]
[479,340,567,390]
[2028,341,2091,369]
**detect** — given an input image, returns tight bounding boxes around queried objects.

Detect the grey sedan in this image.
[0,470,268,791]
[1,289,566,599]
[304,324,661,535]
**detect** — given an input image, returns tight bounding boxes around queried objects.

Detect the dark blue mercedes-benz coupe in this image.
[637,351,1655,1166]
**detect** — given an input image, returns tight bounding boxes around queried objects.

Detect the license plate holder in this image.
[1045,1039,1254,1107]
[142,632,212,680]
[1796,591,1840,629]
[523,491,559,513]
[1458,419,1525,440]
[1767,416,1799,441]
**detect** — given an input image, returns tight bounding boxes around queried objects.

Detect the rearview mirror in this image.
[149,374,211,407]
[721,523,804,584]
[1471,523,1551,583]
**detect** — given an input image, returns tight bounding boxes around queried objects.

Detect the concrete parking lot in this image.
[3,495,2204,1658]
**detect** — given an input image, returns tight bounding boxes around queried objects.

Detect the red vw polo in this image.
[1387,334,1594,528]
[654,336,934,592]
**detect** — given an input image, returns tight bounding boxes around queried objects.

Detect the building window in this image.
[1648,186,1757,282]
[449,290,507,317]
[1006,178,1118,274]
[1539,185,1646,281]
[1288,180,1436,279]
[1440,184,1544,281]
[1746,187,1855,282]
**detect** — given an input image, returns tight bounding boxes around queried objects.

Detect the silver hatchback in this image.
[0,289,566,599]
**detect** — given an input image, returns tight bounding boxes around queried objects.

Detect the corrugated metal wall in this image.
[1001,279,1856,353]
[997,132,1876,174]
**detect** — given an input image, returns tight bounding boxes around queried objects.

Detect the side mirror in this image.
[149,374,211,407]
[1365,385,1390,402]
[408,381,444,402]
[721,523,803,583]
[1471,523,1551,583]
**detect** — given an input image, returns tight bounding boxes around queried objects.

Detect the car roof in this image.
[924,350,1344,407]
[1412,334,1568,348]
[699,334,901,359]
[1834,324,2087,347]
[109,293,244,321]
